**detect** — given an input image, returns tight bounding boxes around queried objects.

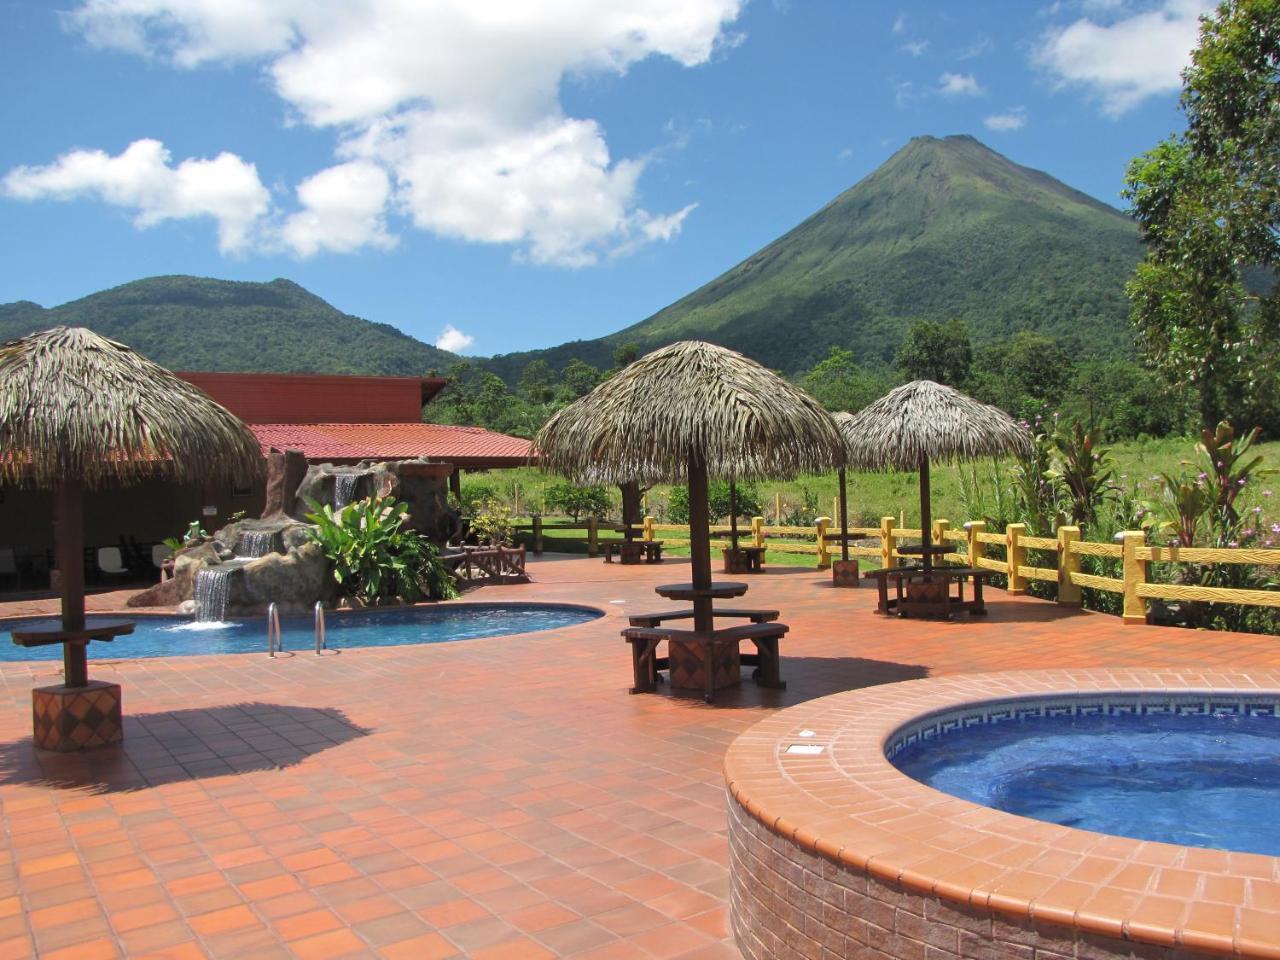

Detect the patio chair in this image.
[96,546,130,580]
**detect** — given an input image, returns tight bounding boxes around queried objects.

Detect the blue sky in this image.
[1,0,1209,358]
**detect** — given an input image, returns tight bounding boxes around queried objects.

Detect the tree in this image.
[518,359,556,404]
[557,359,602,401]
[799,346,890,412]
[895,318,973,386]
[970,331,1070,419]
[1123,0,1280,431]
[544,482,612,522]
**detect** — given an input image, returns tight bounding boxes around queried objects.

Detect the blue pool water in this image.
[891,710,1280,855]
[1,604,600,661]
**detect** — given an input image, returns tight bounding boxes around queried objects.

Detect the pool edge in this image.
[724,667,1280,960]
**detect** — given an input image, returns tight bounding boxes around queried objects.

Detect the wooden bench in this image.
[626,608,779,628]
[622,621,787,704]
[863,565,993,619]
[602,540,664,564]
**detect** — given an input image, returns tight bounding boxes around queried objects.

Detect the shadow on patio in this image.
[0,701,371,794]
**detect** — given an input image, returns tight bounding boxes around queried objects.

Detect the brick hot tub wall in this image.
[724,669,1280,960]
[727,795,1194,959]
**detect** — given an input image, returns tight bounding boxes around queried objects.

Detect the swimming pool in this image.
[1,603,601,660]
[891,697,1280,856]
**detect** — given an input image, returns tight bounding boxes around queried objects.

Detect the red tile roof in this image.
[250,423,534,468]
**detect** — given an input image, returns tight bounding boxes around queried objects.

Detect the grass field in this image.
[471,434,1280,536]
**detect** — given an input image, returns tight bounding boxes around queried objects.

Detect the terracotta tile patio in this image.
[0,555,1277,958]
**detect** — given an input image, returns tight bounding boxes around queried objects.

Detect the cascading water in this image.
[238,530,277,558]
[333,473,359,510]
[193,567,234,623]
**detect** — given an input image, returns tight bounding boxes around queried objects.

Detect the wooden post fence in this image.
[1121,529,1147,625]
[751,516,765,549]
[643,516,655,541]
[880,516,897,570]
[964,520,984,569]
[816,517,832,569]
[1057,525,1081,606]
[587,517,599,558]
[1006,523,1028,594]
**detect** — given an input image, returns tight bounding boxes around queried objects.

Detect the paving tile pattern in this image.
[0,557,1276,958]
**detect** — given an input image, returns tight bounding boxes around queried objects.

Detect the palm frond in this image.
[0,326,264,490]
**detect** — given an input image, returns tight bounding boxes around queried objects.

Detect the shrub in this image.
[668,480,763,524]
[305,496,457,603]
[470,497,514,545]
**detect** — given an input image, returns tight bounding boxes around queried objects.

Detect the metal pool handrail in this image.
[314,601,327,654]
[267,602,283,657]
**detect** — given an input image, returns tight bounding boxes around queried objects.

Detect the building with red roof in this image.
[0,372,534,590]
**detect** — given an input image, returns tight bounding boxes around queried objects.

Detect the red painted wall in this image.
[177,372,446,425]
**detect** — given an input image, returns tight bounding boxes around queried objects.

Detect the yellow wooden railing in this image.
[521,512,1280,624]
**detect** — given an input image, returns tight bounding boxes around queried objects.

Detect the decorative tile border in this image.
[885,693,1280,760]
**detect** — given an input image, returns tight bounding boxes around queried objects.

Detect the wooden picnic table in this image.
[723,545,766,573]
[628,582,786,702]
[863,565,992,619]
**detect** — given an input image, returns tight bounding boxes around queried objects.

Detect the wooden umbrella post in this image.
[919,455,933,574]
[838,467,849,563]
[54,480,90,688]
[687,460,713,633]
[728,481,740,551]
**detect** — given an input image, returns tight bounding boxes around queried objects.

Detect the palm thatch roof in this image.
[836,380,1031,471]
[0,326,264,490]
[536,340,846,484]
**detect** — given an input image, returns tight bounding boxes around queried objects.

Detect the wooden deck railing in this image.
[518,512,1280,625]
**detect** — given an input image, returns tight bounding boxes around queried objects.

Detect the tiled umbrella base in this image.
[32,681,123,752]
[831,559,860,588]
[669,638,741,691]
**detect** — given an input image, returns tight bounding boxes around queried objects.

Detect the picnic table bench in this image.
[622,620,787,704]
[602,540,664,564]
[626,607,779,628]
[863,565,993,619]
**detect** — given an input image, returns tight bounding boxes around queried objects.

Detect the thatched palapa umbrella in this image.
[0,327,262,685]
[536,341,845,631]
[837,381,1031,571]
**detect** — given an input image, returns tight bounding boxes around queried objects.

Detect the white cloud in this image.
[956,35,993,60]
[836,146,854,161]
[938,72,983,96]
[280,161,395,257]
[38,0,745,263]
[892,13,907,34]
[435,324,474,353]
[2,138,268,253]
[1034,0,1212,116]
[984,107,1028,131]
[900,40,929,57]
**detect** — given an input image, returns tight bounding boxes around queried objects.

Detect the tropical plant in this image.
[304,495,457,603]
[544,482,612,522]
[453,482,498,517]
[1144,472,1215,547]
[1199,421,1265,529]
[469,497,514,546]
[1010,430,1061,535]
[1048,421,1117,528]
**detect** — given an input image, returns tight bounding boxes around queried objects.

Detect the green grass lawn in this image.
[477,434,1280,534]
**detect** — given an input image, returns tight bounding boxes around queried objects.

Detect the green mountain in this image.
[485,134,1142,380]
[0,275,456,375]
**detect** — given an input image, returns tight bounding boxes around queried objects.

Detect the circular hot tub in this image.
[724,669,1280,960]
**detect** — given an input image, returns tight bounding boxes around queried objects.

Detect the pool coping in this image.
[723,668,1280,959]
